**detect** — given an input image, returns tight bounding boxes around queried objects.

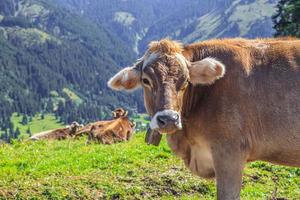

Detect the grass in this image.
[62,88,83,105]
[11,113,64,136]
[132,114,150,124]
[0,134,299,199]
[228,0,275,35]
[12,28,61,47]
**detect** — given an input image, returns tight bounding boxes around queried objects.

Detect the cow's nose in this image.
[157,113,179,128]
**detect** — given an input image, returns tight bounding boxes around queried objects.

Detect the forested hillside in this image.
[52,0,278,53]
[0,0,140,139]
[0,0,280,141]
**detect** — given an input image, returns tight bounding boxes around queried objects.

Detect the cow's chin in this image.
[157,126,182,134]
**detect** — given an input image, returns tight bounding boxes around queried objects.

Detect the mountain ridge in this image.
[51,0,278,54]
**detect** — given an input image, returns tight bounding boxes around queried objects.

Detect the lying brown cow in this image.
[108,38,300,200]
[29,121,83,140]
[74,108,135,144]
[86,116,135,144]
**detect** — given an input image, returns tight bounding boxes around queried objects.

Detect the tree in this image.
[2,129,8,142]
[21,115,28,125]
[56,100,65,116]
[46,99,54,112]
[273,0,300,37]
[26,127,32,137]
[8,121,14,138]
[14,127,21,139]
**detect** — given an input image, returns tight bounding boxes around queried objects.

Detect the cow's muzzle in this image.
[150,110,182,133]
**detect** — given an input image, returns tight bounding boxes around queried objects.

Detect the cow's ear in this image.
[188,58,225,85]
[108,66,141,91]
[123,110,128,117]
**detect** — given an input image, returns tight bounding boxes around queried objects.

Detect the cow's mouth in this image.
[145,128,162,146]
[156,127,180,134]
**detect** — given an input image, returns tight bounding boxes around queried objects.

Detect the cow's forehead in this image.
[139,52,188,70]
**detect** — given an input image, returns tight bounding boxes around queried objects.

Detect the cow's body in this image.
[108,38,300,199]
[170,38,300,174]
[29,122,83,140]
[86,117,135,144]
[29,128,72,140]
[73,120,113,139]
[73,108,135,144]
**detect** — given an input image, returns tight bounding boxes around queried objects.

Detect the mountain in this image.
[139,0,277,52]
[0,0,138,128]
[0,0,279,138]
[49,0,191,54]
[51,0,278,54]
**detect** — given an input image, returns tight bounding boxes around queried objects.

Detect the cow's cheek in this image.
[143,89,155,116]
[175,90,185,112]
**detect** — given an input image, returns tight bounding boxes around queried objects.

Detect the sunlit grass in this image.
[0,134,299,199]
[10,113,64,136]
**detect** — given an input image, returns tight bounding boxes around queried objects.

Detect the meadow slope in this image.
[0,134,299,199]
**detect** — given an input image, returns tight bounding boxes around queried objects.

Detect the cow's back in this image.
[185,38,300,167]
[247,40,300,165]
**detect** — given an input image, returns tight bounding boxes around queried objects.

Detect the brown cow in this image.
[73,108,129,138]
[29,121,83,140]
[86,116,135,144]
[74,108,135,144]
[108,38,300,200]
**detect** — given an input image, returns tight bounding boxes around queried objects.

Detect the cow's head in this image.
[108,39,225,134]
[112,108,128,119]
[67,121,84,135]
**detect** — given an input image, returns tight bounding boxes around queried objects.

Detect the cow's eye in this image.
[142,78,151,86]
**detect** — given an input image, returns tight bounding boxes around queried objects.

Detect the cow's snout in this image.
[157,113,179,127]
[150,110,182,133]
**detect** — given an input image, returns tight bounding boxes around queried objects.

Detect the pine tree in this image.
[14,127,21,139]
[26,127,32,137]
[56,100,65,116]
[273,0,300,37]
[8,122,14,139]
[21,115,28,125]
[46,99,54,112]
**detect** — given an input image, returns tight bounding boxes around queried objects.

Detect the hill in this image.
[0,134,299,199]
[0,0,139,132]
[52,0,278,53]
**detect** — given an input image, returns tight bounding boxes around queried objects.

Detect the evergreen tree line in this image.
[273,0,300,37]
[0,0,142,142]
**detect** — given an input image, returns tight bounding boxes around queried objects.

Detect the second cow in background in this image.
[74,108,135,144]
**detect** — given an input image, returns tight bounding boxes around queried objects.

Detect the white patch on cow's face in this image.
[150,109,182,130]
[142,53,159,69]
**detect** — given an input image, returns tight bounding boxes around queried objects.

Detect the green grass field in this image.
[0,134,299,199]
[10,113,64,137]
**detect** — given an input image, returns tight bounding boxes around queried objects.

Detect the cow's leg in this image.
[86,132,93,145]
[212,143,245,200]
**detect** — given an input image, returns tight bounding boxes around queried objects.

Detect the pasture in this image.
[0,134,299,199]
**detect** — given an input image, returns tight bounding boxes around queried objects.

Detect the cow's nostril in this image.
[150,110,181,131]
[157,116,166,126]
